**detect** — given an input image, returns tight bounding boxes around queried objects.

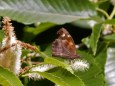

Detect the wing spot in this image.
[69,42,74,46]
[61,33,66,37]
[67,35,71,37]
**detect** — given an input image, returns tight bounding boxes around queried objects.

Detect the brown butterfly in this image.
[52,28,80,59]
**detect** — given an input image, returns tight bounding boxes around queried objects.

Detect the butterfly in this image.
[52,28,80,59]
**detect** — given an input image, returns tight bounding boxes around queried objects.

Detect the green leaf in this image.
[103,19,115,24]
[103,34,115,41]
[82,37,90,48]
[0,30,4,42]
[0,66,23,86]
[89,23,102,55]
[23,22,55,42]
[0,0,98,24]
[95,42,108,70]
[44,57,74,74]
[77,51,105,86]
[105,46,115,86]
[33,67,84,86]
[72,16,103,28]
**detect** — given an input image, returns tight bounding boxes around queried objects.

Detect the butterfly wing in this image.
[60,35,79,59]
[52,39,64,57]
[52,28,79,59]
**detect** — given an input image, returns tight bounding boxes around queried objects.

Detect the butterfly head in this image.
[57,28,70,38]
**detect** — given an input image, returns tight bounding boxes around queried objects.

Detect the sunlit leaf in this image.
[76,50,105,86]
[82,37,90,48]
[0,0,98,24]
[44,56,74,74]
[89,23,102,55]
[105,46,115,86]
[32,67,85,86]
[0,67,23,86]
[103,34,115,41]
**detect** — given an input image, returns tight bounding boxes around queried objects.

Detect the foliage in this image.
[0,0,115,86]
[0,67,23,86]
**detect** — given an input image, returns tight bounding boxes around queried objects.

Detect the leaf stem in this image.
[96,8,109,19]
[35,48,49,58]
[109,6,115,19]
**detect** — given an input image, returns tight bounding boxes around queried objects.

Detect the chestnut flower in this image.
[65,59,89,71]
[26,64,55,80]
[0,17,22,75]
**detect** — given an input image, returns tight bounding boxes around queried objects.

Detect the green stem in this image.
[35,48,48,58]
[96,8,109,19]
[109,6,115,19]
